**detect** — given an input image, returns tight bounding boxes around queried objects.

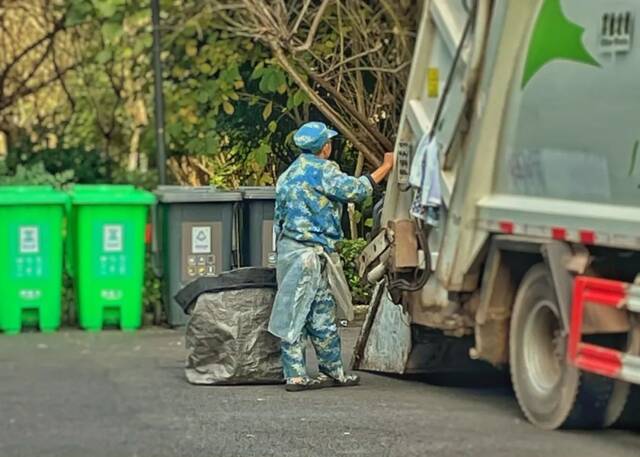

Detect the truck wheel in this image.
[607,384,640,429]
[605,325,640,429]
[510,264,615,429]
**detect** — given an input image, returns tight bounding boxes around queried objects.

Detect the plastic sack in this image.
[323,251,354,321]
[175,268,283,385]
[268,238,322,344]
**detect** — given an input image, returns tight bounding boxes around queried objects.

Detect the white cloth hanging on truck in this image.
[409,134,442,226]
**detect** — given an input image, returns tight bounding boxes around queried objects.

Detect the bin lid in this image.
[155,185,242,203]
[240,186,276,200]
[69,184,156,205]
[0,185,69,206]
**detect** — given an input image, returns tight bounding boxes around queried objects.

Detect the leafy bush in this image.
[111,168,159,191]
[337,238,373,306]
[5,145,112,184]
[143,252,163,322]
[0,160,75,188]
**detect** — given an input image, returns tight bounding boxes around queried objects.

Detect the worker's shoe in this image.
[285,376,332,392]
[317,372,361,388]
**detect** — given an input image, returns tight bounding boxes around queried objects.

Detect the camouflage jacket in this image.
[274,153,373,252]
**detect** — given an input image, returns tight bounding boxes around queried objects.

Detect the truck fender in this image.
[473,236,542,365]
[540,241,579,333]
[473,237,630,365]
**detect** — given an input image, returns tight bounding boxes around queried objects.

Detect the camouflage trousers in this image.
[280,283,344,380]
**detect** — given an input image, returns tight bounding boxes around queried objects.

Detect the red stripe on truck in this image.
[551,227,566,240]
[499,221,514,234]
[579,230,595,245]
[575,343,623,378]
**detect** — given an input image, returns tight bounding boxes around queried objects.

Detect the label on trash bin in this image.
[192,226,212,254]
[103,225,124,252]
[19,289,42,300]
[19,226,40,254]
[98,254,128,277]
[15,256,44,278]
[100,289,123,301]
[182,222,221,283]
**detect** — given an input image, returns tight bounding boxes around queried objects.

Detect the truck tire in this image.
[607,384,640,429]
[605,325,640,430]
[510,264,616,429]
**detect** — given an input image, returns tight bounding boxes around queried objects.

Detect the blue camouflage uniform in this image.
[270,152,373,380]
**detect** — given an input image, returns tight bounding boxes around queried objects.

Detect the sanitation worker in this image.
[269,121,394,392]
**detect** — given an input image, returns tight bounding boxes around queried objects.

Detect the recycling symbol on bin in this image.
[19,226,39,253]
[103,225,123,252]
[108,228,119,241]
[191,226,211,254]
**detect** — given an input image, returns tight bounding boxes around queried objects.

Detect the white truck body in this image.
[355,0,640,429]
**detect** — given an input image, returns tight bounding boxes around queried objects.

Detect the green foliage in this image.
[111,168,159,191]
[0,160,75,188]
[143,252,162,318]
[337,238,373,306]
[8,0,337,189]
[60,0,154,171]
[61,273,77,326]
[6,144,112,184]
[162,26,303,184]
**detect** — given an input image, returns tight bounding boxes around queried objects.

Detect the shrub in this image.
[337,238,373,306]
[0,161,75,188]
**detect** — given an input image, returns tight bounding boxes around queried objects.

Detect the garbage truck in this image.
[354,0,640,430]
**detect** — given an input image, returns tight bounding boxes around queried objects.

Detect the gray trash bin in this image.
[154,186,242,326]
[240,187,276,268]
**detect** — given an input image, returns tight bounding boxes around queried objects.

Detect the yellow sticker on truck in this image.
[427,68,439,98]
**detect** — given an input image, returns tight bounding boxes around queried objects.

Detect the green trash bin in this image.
[0,186,69,334]
[240,187,276,268]
[67,185,155,331]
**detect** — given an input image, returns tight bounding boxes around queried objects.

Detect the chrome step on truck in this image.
[354,0,640,430]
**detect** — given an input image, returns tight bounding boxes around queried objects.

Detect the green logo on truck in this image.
[522,0,599,88]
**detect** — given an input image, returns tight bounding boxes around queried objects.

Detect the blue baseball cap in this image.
[293,122,338,153]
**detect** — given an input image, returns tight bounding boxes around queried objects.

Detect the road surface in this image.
[0,327,638,457]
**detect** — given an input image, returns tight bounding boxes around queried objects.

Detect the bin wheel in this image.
[510,264,616,429]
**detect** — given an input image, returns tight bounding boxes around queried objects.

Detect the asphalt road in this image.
[1,327,638,457]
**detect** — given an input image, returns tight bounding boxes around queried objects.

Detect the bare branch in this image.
[319,43,383,77]
[290,0,311,37]
[270,40,381,167]
[0,16,65,95]
[308,70,393,152]
[293,0,332,52]
[0,62,80,111]
[341,62,411,74]
[51,37,75,111]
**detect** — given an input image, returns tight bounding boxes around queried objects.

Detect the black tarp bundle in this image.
[175,268,283,385]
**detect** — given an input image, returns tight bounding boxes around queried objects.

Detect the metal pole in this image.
[151,0,167,185]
